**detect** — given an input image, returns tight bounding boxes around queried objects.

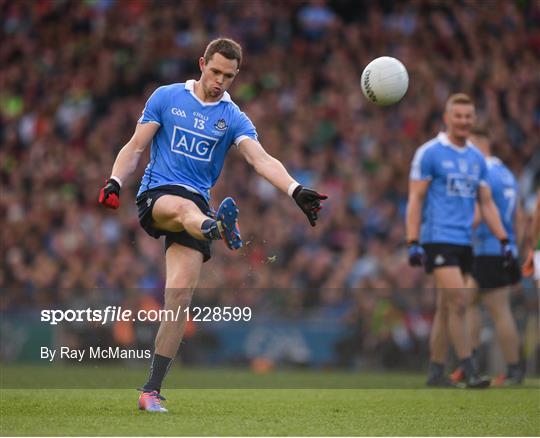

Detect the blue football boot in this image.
[216,197,243,250]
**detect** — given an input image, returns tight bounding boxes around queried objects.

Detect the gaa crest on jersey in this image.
[442,160,454,168]
[214,119,228,131]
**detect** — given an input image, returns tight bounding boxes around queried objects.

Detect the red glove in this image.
[98,178,121,209]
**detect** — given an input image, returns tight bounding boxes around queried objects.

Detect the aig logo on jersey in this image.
[446,173,476,198]
[171,126,218,162]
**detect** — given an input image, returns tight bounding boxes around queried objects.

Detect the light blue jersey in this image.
[137,80,258,201]
[410,132,488,245]
[474,157,518,256]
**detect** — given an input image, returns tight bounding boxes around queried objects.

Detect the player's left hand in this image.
[98,178,121,209]
[292,185,328,226]
[500,238,515,268]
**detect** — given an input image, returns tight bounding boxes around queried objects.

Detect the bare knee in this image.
[170,198,194,225]
[482,289,510,317]
[434,306,448,321]
[166,266,200,290]
[486,303,510,322]
[163,243,202,305]
[153,197,197,231]
[446,291,467,317]
[448,303,466,317]
[164,287,194,308]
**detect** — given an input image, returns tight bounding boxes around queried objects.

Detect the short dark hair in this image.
[203,38,243,68]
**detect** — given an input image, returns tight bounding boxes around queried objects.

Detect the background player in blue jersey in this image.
[522,188,540,285]
[449,127,523,386]
[406,93,514,388]
[98,38,327,412]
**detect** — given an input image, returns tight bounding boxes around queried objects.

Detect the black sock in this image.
[142,353,172,393]
[428,362,445,379]
[460,357,477,378]
[201,219,221,240]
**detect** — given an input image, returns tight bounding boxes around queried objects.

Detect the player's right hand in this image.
[407,240,425,266]
[500,238,515,268]
[98,178,121,209]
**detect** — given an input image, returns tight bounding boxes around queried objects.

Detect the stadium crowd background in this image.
[1,0,539,369]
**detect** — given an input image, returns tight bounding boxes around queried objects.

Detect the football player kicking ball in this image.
[449,127,523,386]
[406,94,513,388]
[99,38,327,412]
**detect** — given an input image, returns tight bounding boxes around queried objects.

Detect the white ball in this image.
[361,56,409,106]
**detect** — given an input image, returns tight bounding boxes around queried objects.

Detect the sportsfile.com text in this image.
[40,306,252,325]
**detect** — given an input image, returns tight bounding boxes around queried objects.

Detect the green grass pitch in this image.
[1,366,539,436]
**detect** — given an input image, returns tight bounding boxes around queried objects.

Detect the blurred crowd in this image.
[1,0,539,362]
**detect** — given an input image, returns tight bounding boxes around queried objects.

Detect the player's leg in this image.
[139,243,203,412]
[422,244,453,386]
[152,194,242,249]
[152,195,214,240]
[451,276,481,384]
[433,266,488,387]
[465,276,482,355]
[427,288,451,385]
[433,267,470,358]
[466,306,482,351]
[430,288,449,363]
[481,286,522,384]
[535,250,540,289]
[155,243,202,357]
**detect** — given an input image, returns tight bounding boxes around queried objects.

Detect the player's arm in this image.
[514,201,524,249]
[532,189,540,247]
[405,179,429,265]
[406,145,435,266]
[472,203,481,228]
[237,137,296,193]
[99,122,159,209]
[237,138,327,226]
[477,184,516,264]
[477,185,507,240]
[522,189,540,275]
[406,180,429,242]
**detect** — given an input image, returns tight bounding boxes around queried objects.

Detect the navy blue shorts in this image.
[422,243,473,275]
[473,255,521,290]
[136,185,212,262]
